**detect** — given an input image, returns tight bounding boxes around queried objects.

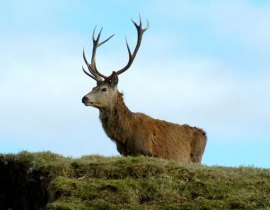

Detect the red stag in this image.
[82,17,207,163]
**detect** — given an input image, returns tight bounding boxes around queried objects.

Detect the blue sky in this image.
[1,1,270,168]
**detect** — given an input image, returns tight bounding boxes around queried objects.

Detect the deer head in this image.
[82,17,149,109]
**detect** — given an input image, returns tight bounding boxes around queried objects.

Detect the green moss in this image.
[0,152,270,209]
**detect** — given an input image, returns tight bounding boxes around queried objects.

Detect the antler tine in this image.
[98,34,115,47]
[82,48,103,81]
[145,20,150,32]
[90,27,108,79]
[115,16,149,76]
[83,27,114,81]
[92,26,97,42]
[125,37,132,58]
[82,65,98,81]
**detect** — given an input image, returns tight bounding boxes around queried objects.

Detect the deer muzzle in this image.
[82,96,92,105]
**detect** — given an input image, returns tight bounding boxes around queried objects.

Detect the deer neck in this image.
[99,92,134,143]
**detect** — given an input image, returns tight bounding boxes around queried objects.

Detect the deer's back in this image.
[128,113,206,162]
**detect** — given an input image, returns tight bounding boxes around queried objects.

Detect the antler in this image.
[115,16,149,76]
[83,16,148,82]
[82,27,114,81]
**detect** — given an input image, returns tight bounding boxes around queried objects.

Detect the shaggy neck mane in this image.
[99,91,134,143]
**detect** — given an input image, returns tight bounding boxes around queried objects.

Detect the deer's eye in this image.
[102,87,107,92]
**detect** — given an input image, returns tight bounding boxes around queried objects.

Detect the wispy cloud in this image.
[0,1,270,166]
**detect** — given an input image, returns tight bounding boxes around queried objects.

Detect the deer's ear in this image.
[109,71,118,86]
[110,74,118,86]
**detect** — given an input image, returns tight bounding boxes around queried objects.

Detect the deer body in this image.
[82,17,207,163]
[84,86,206,163]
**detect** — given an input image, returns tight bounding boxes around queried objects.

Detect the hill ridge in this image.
[0,152,269,209]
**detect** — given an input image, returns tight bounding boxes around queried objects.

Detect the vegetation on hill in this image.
[0,152,270,209]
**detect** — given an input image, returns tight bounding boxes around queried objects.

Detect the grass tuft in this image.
[0,151,270,209]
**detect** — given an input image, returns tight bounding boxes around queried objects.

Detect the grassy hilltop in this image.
[0,152,270,209]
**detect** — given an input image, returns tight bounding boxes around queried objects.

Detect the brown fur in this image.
[82,18,206,163]
[98,91,207,163]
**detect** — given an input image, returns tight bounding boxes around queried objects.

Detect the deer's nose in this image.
[82,96,88,103]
